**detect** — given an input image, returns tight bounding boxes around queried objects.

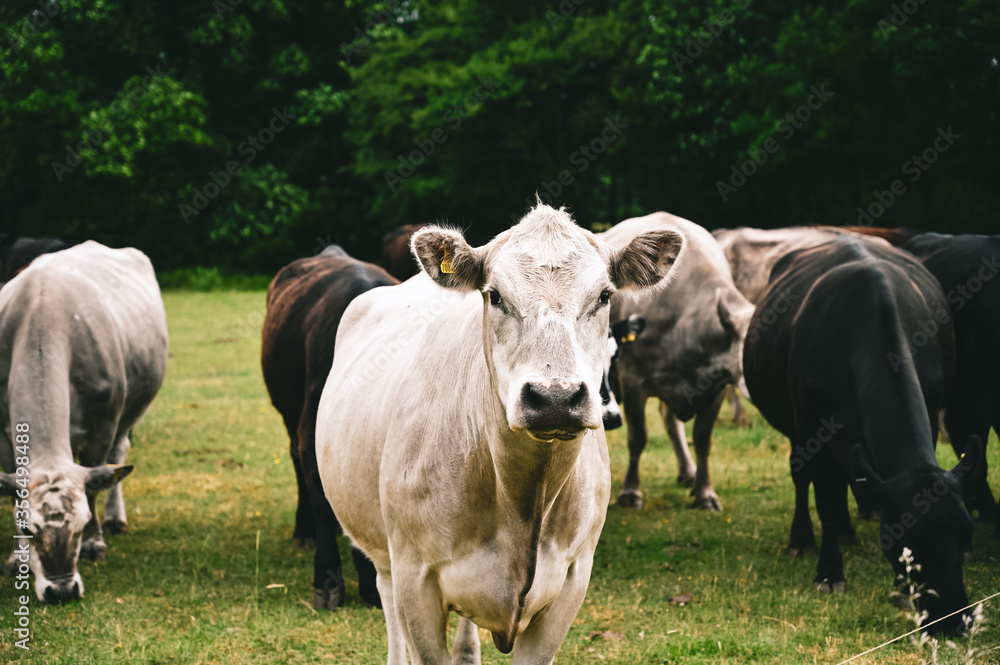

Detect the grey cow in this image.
[601,213,755,510]
[0,241,168,603]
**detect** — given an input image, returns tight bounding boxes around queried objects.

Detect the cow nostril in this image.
[522,383,546,411]
[569,383,587,410]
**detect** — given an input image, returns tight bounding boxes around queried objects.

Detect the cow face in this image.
[850,442,982,634]
[1,463,131,603]
[601,316,646,430]
[412,204,684,442]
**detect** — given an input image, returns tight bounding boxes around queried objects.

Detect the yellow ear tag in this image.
[625,333,636,343]
[440,249,455,274]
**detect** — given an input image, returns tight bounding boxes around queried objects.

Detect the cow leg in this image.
[812,461,847,593]
[102,432,131,535]
[616,382,647,509]
[689,392,725,511]
[79,491,107,562]
[377,570,410,665]
[289,435,315,548]
[788,446,817,557]
[305,464,345,610]
[391,560,451,665]
[451,617,481,665]
[352,547,381,608]
[660,402,696,487]
[512,555,593,665]
[946,399,996,519]
[728,385,751,428]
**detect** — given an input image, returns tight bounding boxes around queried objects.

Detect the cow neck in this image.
[8,315,75,467]
[489,427,584,524]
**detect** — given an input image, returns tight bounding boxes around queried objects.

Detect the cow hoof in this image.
[313,585,346,611]
[616,490,643,510]
[690,492,722,511]
[733,415,753,429]
[676,474,696,488]
[890,591,916,610]
[963,551,973,565]
[787,546,817,558]
[294,538,316,550]
[814,580,845,594]
[102,519,128,535]
[80,539,107,562]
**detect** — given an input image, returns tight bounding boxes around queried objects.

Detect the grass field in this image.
[1,290,999,664]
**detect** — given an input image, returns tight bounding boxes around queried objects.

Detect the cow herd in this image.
[0,207,997,662]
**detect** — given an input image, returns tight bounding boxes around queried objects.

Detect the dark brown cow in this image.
[0,237,70,283]
[380,224,428,281]
[261,245,397,610]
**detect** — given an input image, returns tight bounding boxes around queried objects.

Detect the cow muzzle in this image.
[40,573,82,604]
[512,378,598,441]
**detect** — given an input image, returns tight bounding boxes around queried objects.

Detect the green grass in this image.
[1,291,998,664]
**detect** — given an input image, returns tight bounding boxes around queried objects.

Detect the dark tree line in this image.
[1,0,997,274]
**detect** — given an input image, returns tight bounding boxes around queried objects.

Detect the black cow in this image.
[600,315,646,430]
[903,233,1000,530]
[744,235,982,634]
[261,245,397,610]
[0,237,70,283]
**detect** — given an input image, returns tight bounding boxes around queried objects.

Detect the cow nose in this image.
[519,379,593,438]
[43,580,81,604]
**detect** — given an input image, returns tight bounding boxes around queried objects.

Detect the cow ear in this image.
[609,229,685,291]
[411,227,485,291]
[0,473,16,496]
[85,464,134,492]
[848,444,885,495]
[951,435,985,500]
[627,314,646,339]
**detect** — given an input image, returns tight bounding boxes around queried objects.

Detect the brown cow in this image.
[261,245,397,610]
[380,224,428,281]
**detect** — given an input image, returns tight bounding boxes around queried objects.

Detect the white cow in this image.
[316,204,684,664]
[0,241,168,603]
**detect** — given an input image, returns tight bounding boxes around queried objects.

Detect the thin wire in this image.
[835,590,1000,665]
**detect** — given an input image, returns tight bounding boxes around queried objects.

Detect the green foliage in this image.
[0,0,997,274]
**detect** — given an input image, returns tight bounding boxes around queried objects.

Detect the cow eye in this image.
[599,290,611,305]
[489,290,502,307]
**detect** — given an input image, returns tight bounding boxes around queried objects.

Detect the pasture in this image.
[1,290,998,665]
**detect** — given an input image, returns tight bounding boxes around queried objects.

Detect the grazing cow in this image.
[599,316,646,431]
[381,224,429,281]
[601,214,755,510]
[743,235,981,634]
[903,233,1000,528]
[0,237,70,284]
[261,245,396,610]
[316,204,684,663]
[0,241,168,603]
